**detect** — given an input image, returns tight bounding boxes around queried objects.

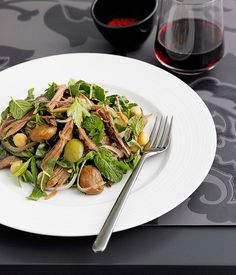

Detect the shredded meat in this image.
[41,116,57,126]
[2,141,37,153]
[46,84,67,111]
[94,106,130,157]
[78,93,93,106]
[0,156,19,169]
[78,127,98,151]
[0,116,15,136]
[101,145,124,158]
[46,166,70,188]
[42,118,73,169]
[101,134,111,145]
[3,112,32,139]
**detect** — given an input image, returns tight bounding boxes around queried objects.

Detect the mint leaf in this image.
[30,157,38,184]
[25,88,35,101]
[127,139,142,151]
[67,97,90,128]
[35,143,48,158]
[40,157,57,190]
[77,80,91,94]
[68,79,80,97]
[13,158,32,177]
[44,82,58,100]
[83,115,105,144]
[127,153,141,169]
[9,98,33,119]
[22,170,34,183]
[14,150,34,158]
[0,106,9,123]
[94,148,123,183]
[77,151,96,166]
[92,85,106,101]
[56,159,74,169]
[115,123,126,133]
[0,144,10,160]
[68,79,76,87]
[27,185,46,201]
[130,115,144,137]
[115,161,130,173]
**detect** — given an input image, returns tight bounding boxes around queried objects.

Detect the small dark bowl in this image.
[91,0,158,50]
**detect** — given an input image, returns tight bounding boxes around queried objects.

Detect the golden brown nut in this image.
[79,165,104,195]
[29,125,57,142]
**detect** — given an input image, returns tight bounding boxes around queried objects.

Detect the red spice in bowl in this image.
[107,18,138,27]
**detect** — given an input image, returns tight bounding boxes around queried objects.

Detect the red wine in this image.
[155,18,224,73]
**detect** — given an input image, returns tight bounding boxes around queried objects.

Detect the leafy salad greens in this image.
[0,79,150,200]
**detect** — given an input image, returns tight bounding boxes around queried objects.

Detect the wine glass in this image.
[154,0,224,75]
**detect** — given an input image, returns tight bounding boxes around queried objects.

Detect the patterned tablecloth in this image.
[1,0,236,226]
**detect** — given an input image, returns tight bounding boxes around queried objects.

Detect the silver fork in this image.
[92,115,173,253]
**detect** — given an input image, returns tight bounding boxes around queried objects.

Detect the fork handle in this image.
[92,155,147,253]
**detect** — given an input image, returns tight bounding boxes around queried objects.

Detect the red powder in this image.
[107,18,138,27]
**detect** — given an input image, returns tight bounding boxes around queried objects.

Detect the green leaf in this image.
[35,143,48,158]
[127,139,142,151]
[56,159,74,169]
[25,88,35,101]
[105,95,116,106]
[68,79,76,87]
[35,114,45,126]
[22,170,34,183]
[68,79,80,97]
[82,115,105,144]
[115,161,130,173]
[77,80,91,94]
[115,123,126,133]
[27,185,46,201]
[14,150,34,158]
[130,115,144,137]
[0,107,9,123]
[9,98,33,119]
[44,82,58,100]
[30,157,38,184]
[92,85,106,101]
[77,151,96,167]
[0,144,10,160]
[67,97,90,128]
[94,148,123,183]
[40,158,57,190]
[13,158,32,177]
[127,153,141,169]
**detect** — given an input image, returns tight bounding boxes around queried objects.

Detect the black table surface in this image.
[1,0,236,274]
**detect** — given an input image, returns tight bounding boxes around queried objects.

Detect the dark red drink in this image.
[155,18,224,74]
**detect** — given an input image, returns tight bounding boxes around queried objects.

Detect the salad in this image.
[0,80,150,200]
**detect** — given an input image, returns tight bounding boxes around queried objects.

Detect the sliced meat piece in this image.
[101,145,124,158]
[2,141,37,153]
[78,127,98,151]
[95,106,130,157]
[42,116,57,126]
[46,166,70,188]
[101,134,111,145]
[0,156,19,169]
[79,93,93,107]
[3,112,32,139]
[46,84,67,111]
[0,116,15,136]
[42,118,74,169]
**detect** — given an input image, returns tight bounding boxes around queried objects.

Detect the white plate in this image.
[0,53,216,236]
